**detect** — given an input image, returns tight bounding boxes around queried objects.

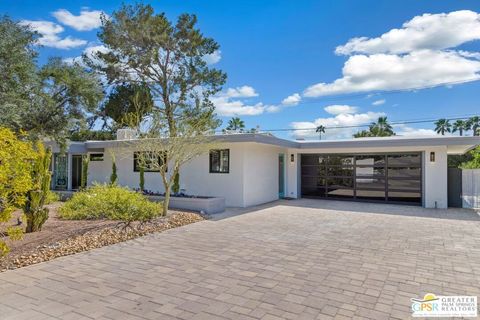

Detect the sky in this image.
[2,0,480,140]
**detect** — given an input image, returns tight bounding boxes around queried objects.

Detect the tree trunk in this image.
[162,191,169,216]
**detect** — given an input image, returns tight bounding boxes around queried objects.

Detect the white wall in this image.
[180,143,246,207]
[462,169,480,209]
[243,143,285,207]
[87,143,251,207]
[423,146,448,208]
[286,150,299,198]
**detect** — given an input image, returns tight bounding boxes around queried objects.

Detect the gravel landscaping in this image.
[0,202,204,272]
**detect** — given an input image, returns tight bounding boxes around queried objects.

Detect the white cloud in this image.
[203,50,222,64]
[63,44,109,65]
[20,20,87,49]
[291,111,385,140]
[52,8,105,31]
[458,50,480,60]
[394,124,438,137]
[212,86,278,116]
[223,86,258,98]
[324,104,358,115]
[281,93,301,106]
[83,44,109,59]
[212,96,277,116]
[304,50,480,97]
[336,10,480,55]
[372,99,386,106]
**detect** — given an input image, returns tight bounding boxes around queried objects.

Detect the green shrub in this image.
[45,190,60,204]
[59,184,161,224]
[110,154,118,185]
[460,146,480,169]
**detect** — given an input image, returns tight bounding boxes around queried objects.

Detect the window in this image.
[210,149,229,173]
[89,153,104,161]
[133,152,167,172]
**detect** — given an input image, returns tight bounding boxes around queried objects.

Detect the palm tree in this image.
[434,118,451,135]
[226,117,245,132]
[316,125,326,140]
[452,119,468,136]
[369,116,394,136]
[467,116,480,136]
[353,130,372,138]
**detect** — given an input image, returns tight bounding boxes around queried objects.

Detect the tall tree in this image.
[0,17,104,142]
[369,116,394,136]
[32,58,104,142]
[86,3,226,137]
[354,117,395,138]
[353,130,372,138]
[88,4,226,212]
[467,116,480,136]
[316,125,326,140]
[452,119,468,136]
[101,83,153,129]
[434,118,451,135]
[0,16,39,131]
[226,117,245,132]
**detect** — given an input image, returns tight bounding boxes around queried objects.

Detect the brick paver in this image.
[1,199,480,319]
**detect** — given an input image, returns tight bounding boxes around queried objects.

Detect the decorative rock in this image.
[0,212,204,271]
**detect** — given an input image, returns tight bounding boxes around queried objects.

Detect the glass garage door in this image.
[301,153,422,205]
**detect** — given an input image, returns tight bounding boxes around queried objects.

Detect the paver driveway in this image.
[1,199,480,320]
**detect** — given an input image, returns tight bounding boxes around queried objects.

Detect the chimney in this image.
[116,128,137,140]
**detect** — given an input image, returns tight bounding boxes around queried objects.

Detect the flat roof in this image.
[52,133,480,155]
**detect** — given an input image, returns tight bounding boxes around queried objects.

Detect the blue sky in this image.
[2,0,480,140]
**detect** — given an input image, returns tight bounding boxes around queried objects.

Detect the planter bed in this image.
[147,195,225,214]
[54,190,226,214]
[0,202,205,272]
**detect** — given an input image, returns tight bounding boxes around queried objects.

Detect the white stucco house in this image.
[48,131,480,209]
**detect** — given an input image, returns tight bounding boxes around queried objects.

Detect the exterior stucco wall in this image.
[286,145,448,209]
[86,142,288,207]
[179,143,245,207]
[423,146,448,209]
[242,143,285,207]
[87,143,249,207]
[286,151,300,199]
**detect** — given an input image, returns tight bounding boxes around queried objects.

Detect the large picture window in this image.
[210,149,229,173]
[134,152,167,172]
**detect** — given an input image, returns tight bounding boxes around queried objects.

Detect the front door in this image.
[53,154,68,190]
[278,154,285,198]
[71,155,83,190]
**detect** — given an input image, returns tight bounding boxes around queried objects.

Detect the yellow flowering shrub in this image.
[0,128,36,256]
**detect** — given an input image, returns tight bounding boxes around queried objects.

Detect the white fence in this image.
[462,169,480,209]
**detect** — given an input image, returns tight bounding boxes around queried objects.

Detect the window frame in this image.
[209,149,230,174]
[133,151,167,172]
[89,153,104,161]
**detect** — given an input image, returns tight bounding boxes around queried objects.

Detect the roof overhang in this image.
[47,134,480,155]
[295,136,480,155]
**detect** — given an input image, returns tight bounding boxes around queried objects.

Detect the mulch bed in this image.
[0,202,205,272]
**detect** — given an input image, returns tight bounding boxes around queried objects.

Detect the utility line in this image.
[243,114,480,133]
